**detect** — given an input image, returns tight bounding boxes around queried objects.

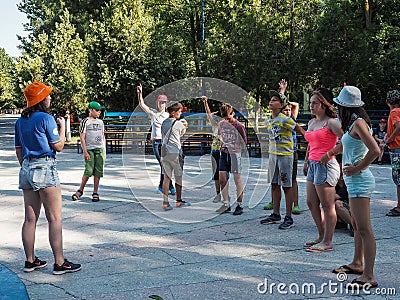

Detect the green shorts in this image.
[84,148,105,178]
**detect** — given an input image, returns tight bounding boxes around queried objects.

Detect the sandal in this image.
[303,239,320,248]
[305,245,333,253]
[92,193,100,202]
[332,265,363,275]
[386,207,400,217]
[346,279,378,290]
[71,190,83,201]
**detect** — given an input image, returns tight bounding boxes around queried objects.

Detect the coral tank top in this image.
[305,119,338,161]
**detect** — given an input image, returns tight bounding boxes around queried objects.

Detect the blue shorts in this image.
[219,152,241,174]
[307,159,340,186]
[344,168,375,198]
[19,157,60,191]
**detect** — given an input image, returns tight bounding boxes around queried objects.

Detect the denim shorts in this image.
[19,157,59,191]
[344,169,375,198]
[307,159,340,186]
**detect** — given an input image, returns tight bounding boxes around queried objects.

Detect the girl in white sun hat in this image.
[332,85,380,290]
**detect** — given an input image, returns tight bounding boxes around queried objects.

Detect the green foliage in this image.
[47,10,88,114]
[0,48,17,109]
[86,0,153,110]
[4,0,400,113]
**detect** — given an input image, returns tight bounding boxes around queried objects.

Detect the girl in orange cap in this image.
[15,81,81,275]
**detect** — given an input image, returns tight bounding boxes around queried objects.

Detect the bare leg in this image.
[22,190,42,263]
[396,186,400,210]
[175,175,183,200]
[271,183,281,214]
[350,197,376,283]
[306,181,324,242]
[78,175,89,192]
[219,171,229,202]
[162,174,171,203]
[335,201,352,225]
[292,179,299,207]
[378,145,384,161]
[214,180,221,194]
[314,183,336,248]
[39,185,65,266]
[283,186,293,215]
[93,177,100,194]
[233,173,243,203]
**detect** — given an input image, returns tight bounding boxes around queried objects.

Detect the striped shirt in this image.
[265,113,296,156]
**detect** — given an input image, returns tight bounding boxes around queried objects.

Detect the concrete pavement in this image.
[0,114,399,299]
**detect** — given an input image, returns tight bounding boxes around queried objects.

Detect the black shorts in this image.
[211,150,220,180]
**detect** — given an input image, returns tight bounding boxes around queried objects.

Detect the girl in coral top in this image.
[303,88,343,253]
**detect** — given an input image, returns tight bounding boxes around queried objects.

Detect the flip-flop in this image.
[305,245,333,253]
[386,207,400,217]
[346,279,378,290]
[303,240,320,248]
[332,265,363,275]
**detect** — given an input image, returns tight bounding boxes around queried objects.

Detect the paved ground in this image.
[0,114,399,300]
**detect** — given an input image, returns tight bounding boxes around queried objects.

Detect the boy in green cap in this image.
[72,101,106,202]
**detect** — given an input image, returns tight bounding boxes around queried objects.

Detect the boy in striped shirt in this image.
[260,91,304,229]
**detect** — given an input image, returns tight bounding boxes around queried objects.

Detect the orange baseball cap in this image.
[24,81,53,107]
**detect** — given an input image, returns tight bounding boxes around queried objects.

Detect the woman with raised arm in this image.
[202,96,223,202]
[137,85,175,195]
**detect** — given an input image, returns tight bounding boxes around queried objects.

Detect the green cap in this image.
[88,101,105,110]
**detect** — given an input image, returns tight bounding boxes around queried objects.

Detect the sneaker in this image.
[212,193,221,203]
[260,212,281,224]
[232,204,243,215]
[278,216,294,230]
[157,187,163,193]
[53,259,81,275]
[163,203,173,211]
[24,256,47,272]
[176,200,191,207]
[216,203,231,214]
[263,202,273,210]
[169,187,176,195]
[292,205,301,215]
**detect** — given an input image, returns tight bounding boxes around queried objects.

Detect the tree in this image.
[0,48,17,109]
[86,0,154,110]
[13,9,87,115]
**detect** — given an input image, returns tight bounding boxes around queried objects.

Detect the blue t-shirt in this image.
[15,111,61,159]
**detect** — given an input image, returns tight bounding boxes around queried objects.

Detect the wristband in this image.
[303,161,308,165]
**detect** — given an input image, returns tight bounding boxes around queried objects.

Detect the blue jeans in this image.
[152,140,173,189]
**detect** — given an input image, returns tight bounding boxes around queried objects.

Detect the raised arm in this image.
[202,96,218,128]
[290,101,299,119]
[278,79,287,94]
[137,84,152,115]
